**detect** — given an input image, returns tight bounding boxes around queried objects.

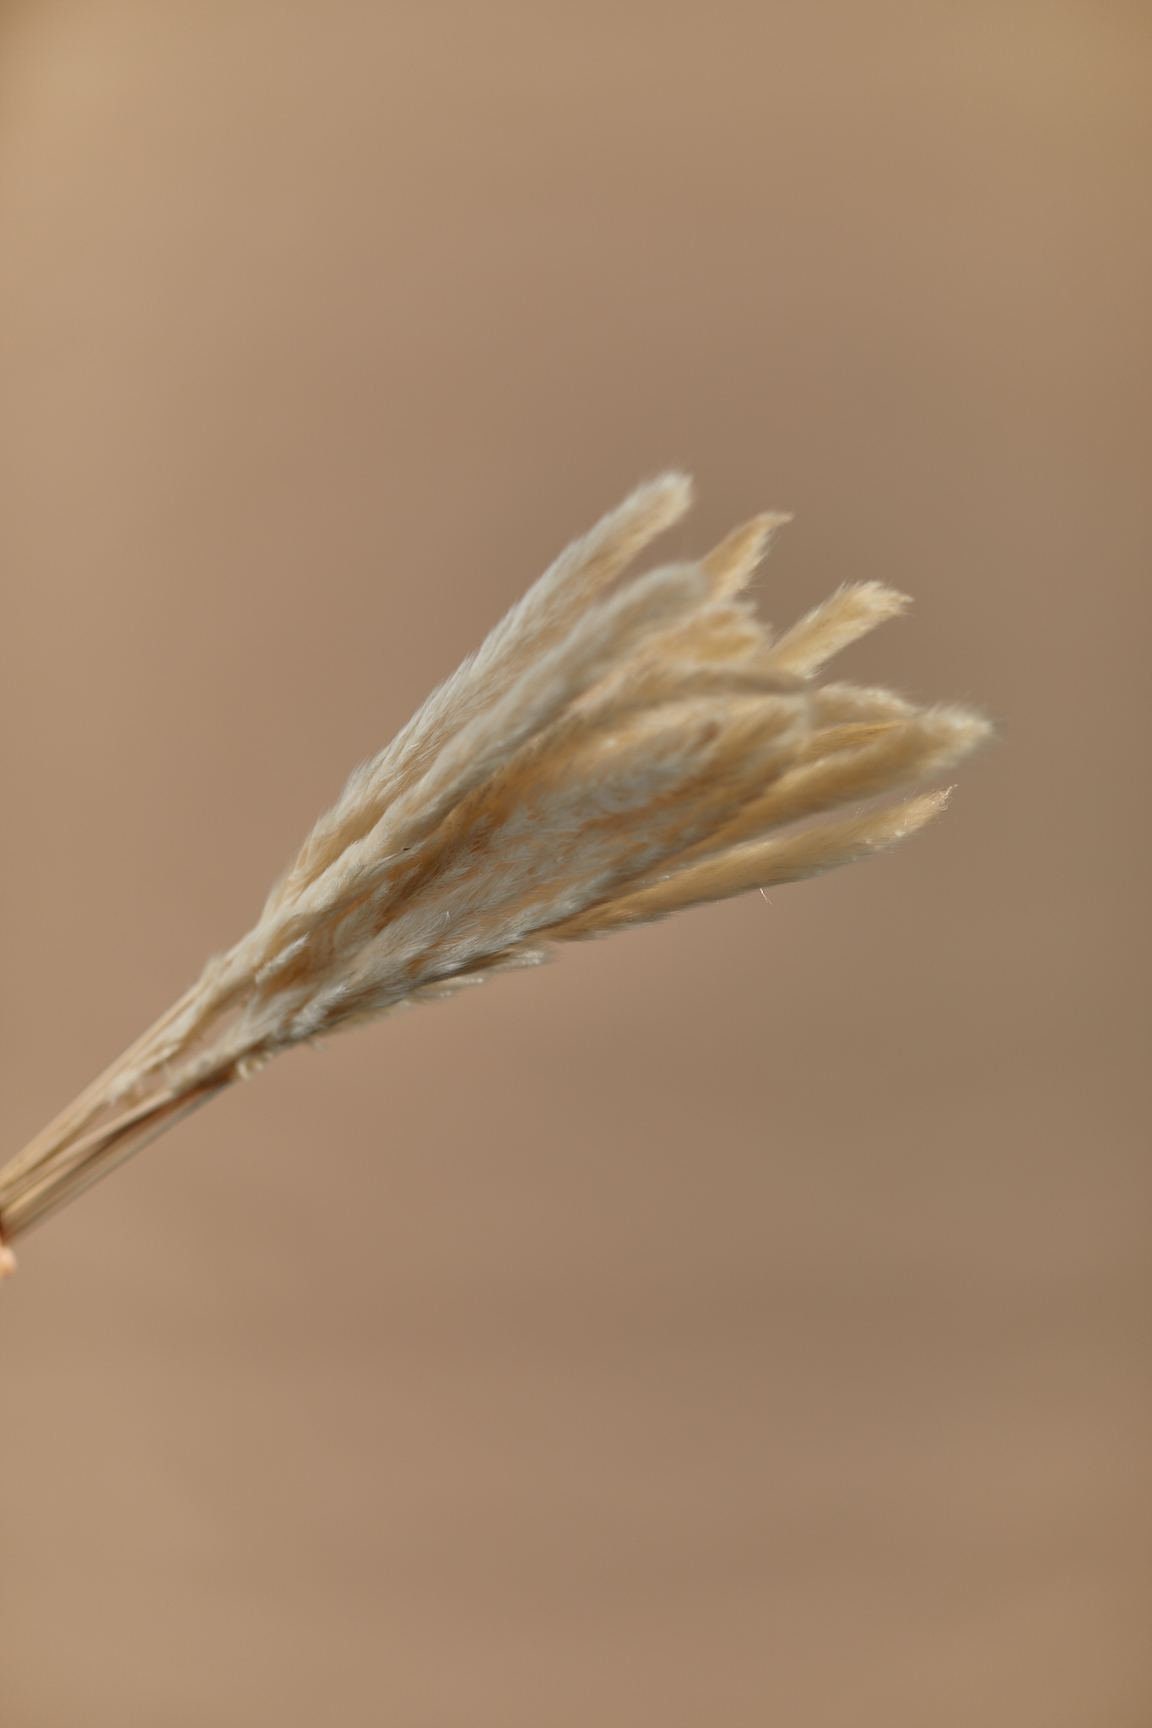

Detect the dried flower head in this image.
[0,476,988,1262]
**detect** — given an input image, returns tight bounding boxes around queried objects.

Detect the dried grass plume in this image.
[0,476,989,1266]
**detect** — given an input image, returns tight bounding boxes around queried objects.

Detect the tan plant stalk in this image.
[0,476,988,1273]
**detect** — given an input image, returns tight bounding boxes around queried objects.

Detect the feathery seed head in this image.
[0,476,989,1256]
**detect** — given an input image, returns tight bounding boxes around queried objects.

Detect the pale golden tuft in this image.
[0,478,988,1259]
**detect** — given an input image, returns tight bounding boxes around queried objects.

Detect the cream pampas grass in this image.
[0,476,988,1270]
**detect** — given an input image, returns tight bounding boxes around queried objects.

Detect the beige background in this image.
[1,4,1149,1724]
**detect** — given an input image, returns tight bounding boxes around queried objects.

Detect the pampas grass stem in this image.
[0,476,989,1269]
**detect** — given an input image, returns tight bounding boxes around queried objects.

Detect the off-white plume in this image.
[0,476,988,1264]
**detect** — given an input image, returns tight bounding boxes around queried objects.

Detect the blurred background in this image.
[1,4,1148,1724]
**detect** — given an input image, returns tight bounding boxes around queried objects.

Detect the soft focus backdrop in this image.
[1,5,1149,1725]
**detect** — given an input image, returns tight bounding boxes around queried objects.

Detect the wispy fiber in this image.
[0,476,988,1265]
